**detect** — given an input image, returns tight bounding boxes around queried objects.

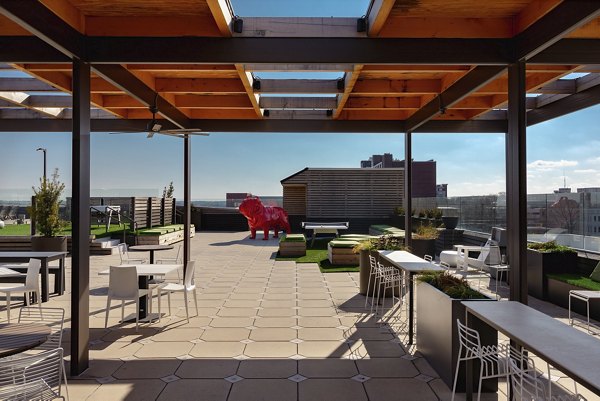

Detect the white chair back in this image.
[25,259,42,290]
[183,261,196,290]
[509,358,547,400]
[117,243,130,263]
[108,265,139,300]
[18,307,65,350]
[174,244,182,262]
[477,240,501,265]
[456,319,482,359]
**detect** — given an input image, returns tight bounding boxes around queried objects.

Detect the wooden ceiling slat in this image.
[155,78,246,94]
[352,79,441,95]
[84,16,221,36]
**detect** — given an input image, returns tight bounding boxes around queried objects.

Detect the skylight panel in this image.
[230,0,370,17]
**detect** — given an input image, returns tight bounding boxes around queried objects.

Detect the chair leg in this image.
[121,301,125,324]
[193,289,199,317]
[183,291,190,323]
[105,297,111,328]
[364,272,373,308]
[450,348,462,401]
[36,290,42,315]
[157,289,162,322]
[167,293,171,315]
[135,298,139,332]
[6,293,11,323]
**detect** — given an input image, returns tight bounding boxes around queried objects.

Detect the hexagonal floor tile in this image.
[243,342,298,358]
[189,342,245,358]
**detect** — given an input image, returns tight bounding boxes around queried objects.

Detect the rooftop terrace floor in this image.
[2,231,598,400]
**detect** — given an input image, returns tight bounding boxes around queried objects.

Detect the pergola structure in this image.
[1,0,600,376]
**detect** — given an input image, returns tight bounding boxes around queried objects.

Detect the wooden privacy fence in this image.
[64,197,176,230]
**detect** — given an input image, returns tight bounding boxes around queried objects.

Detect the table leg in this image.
[59,256,65,295]
[408,272,414,345]
[41,259,49,302]
[466,311,473,401]
[149,250,155,264]
[138,276,149,319]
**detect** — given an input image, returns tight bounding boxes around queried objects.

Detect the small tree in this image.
[163,181,174,198]
[31,169,66,237]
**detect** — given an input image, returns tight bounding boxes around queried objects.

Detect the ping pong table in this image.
[301,221,349,247]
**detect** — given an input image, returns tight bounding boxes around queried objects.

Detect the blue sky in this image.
[2,103,600,200]
[1,0,599,200]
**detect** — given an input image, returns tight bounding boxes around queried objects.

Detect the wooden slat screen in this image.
[283,168,403,218]
[283,185,307,215]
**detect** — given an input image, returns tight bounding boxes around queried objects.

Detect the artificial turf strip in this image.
[0,223,31,236]
[275,238,359,273]
[548,273,600,291]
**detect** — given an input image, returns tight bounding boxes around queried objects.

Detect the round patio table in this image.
[0,323,51,358]
[129,244,173,264]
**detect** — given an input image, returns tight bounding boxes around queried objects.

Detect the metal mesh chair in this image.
[18,307,65,351]
[364,254,379,309]
[374,262,405,320]
[451,319,536,401]
[0,348,68,401]
[509,358,585,401]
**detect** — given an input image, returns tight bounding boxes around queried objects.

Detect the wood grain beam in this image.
[405,66,506,132]
[334,65,363,118]
[93,64,191,129]
[206,0,233,37]
[379,17,513,38]
[257,79,341,94]
[155,78,247,94]
[352,79,441,95]
[235,17,362,38]
[515,0,600,60]
[343,96,421,110]
[259,96,337,110]
[84,16,222,37]
[235,65,262,117]
[368,0,396,37]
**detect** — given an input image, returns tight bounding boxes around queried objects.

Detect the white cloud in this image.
[574,169,599,174]
[527,159,578,171]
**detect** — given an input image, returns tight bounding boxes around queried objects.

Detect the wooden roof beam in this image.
[234,18,363,38]
[0,77,56,91]
[515,0,600,61]
[352,79,441,95]
[256,79,342,94]
[155,78,247,94]
[259,96,337,110]
[528,79,600,125]
[343,96,422,110]
[206,0,233,37]
[405,66,506,132]
[93,64,191,128]
[367,0,395,37]
[334,65,363,119]
[235,65,262,117]
[244,64,353,72]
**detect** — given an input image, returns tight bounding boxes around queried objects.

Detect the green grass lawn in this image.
[0,223,31,236]
[548,273,600,291]
[275,238,359,273]
[0,223,130,238]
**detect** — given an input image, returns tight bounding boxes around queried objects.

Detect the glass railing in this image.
[413,192,600,253]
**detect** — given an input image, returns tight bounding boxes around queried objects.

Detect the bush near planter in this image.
[410,225,439,258]
[527,241,577,300]
[417,272,496,392]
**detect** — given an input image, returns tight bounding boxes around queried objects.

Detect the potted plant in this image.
[391,206,405,229]
[440,207,459,230]
[30,169,67,252]
[410,224,439,258]
[416,271,496,392]
[527,241,577,300]
[431,208,443,227]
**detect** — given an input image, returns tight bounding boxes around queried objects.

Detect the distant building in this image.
[226,193,250,207]
[436,184,448,198]
[577,187,600,193]
[554,187,571,194]
[360,153,437,197]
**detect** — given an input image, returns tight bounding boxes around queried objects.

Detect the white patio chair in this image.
[157,261,199,322]
[374,261,406,326]
[117,243,146,265]
[364,254,379,309]
[0,258,42,323]
[156,243,183,282]
[0,348,68,401]
[105,265,153,332]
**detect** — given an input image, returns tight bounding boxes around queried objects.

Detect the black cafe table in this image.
[128,244,173,264]
[0,251,67,302]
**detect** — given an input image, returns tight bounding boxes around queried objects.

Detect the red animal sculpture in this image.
[239,196,291,240]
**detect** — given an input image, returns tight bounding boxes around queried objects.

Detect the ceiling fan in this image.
[109,94,209,138]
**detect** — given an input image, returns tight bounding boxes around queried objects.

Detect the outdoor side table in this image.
[0,323,51,358]
[129,244,173,264]
[569,290,600,333]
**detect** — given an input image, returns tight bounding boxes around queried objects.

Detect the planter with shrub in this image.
[30,169,67,252]
[527,241,577,300]
[354,236,405,296]
[410,224,439,258]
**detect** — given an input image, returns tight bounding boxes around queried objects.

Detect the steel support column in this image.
[404,131,412,250]
[183,135,191,271]
[71,59,90,375]
[506,61,528,304]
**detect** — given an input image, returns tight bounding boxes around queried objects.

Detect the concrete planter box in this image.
[31,236,67,252]
[527,249,577,300]
[390,215,405,230]
[547,278,600,321]
[136,225,195,246]
[417,282,497,392]
[411,238,436,258]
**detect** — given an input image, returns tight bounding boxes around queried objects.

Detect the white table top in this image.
[98,264,182,276]
[0,266,24,277]
[378,250,444,273]
[463,300,600,396]
[454,245,483,251]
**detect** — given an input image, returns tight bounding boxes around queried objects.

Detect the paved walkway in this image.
[2,231,598,400]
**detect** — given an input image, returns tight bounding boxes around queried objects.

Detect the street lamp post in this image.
[36,147,47,181]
